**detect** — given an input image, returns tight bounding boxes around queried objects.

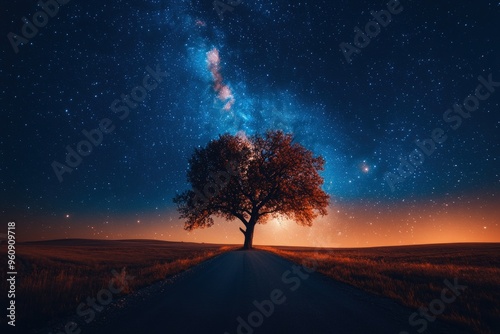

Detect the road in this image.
[84,250,465,334]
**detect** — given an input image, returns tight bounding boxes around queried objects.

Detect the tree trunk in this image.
[241,223,255,250]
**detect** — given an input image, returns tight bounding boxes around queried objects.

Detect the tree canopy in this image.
[173,130,329,249]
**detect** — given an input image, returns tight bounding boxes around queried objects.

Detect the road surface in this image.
[79,250,465,334]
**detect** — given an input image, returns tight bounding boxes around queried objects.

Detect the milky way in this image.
[2,0,499,246]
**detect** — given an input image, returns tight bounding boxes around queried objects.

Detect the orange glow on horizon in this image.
[17,195,500,248]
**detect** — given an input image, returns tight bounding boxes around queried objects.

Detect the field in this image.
[0,239,236,331]
[259,243,500,334]
[2,240,498,333]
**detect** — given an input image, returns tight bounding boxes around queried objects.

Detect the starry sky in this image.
[1,0,499,247]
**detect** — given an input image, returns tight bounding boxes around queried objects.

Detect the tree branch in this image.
[232,211,249,226]
[259,209,279,216]
[256,184,278,210]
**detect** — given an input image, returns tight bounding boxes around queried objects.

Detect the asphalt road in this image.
[83,250,465,334]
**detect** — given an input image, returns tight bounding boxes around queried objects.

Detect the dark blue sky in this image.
[1,0,499,244]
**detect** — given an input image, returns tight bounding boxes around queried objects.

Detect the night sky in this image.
[2,0,499,247]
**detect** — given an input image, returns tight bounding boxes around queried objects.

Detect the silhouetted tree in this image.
[173,130,329,249]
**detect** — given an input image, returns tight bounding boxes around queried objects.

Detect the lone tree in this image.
[173,130,329,249]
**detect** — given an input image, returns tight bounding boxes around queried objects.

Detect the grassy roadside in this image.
[0,240,237,330]
[258,243,500,334]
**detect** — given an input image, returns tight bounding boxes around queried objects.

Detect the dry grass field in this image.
[2,240,498,333]
[259,243,500,334]
[0,239,236,330]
